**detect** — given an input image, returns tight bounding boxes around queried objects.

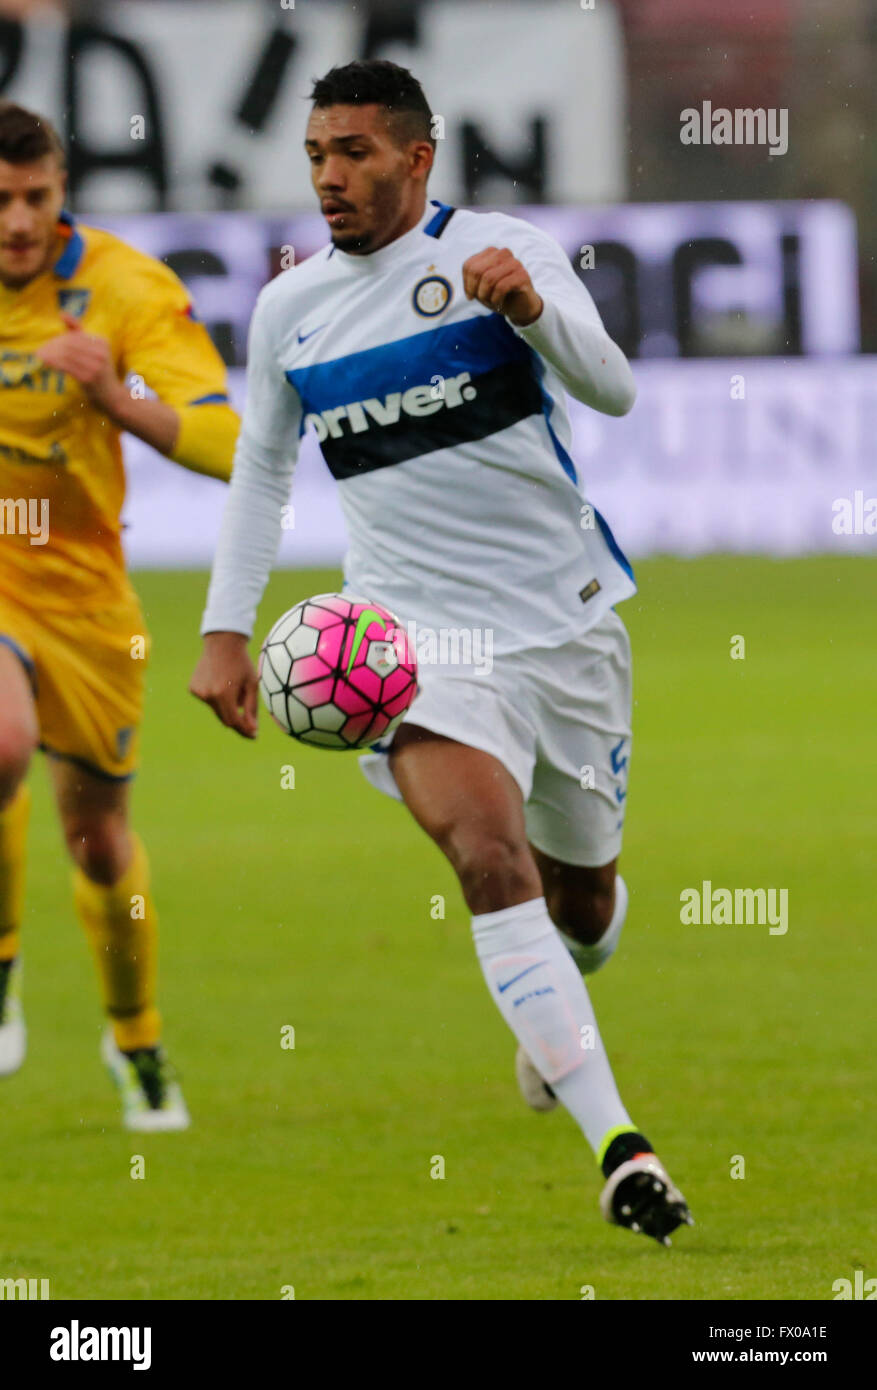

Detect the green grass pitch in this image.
[2,557,874,1300]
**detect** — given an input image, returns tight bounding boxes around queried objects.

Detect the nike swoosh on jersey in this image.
[297,323,328,344]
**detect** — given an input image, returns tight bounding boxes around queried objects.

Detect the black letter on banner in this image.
[162,249,237,367]
[65,24,168,207]
[209,29,297,199]
[234,29,296,131]
[780,234,802,356]
[576,240,640,360]
[0,20,24,93]
[672,238,741,358]
[461,118,547,203]
[362,4,421,57]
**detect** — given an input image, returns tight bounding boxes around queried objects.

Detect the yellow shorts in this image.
[0,590,150,781]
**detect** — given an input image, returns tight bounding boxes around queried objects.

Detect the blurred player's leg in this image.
[389,728,630,1149]
[390,736,633,1142]
[390,724,691,1243]
[50,761,158,1043]
[48,759,189,1131]
[0,642,39,1075]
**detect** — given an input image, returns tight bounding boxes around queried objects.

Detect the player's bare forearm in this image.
[98,385,181,456]
[189,630,259,739]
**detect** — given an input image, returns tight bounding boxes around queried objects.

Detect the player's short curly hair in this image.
[310,60,435,149]
[0,102,66,168]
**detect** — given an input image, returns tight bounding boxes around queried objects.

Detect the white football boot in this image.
[515,1043,559,1112]
[0,959,26,1077]
[101,1029,190,1132]
[600,1152,693,1246]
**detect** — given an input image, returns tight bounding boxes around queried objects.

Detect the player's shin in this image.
[72,831,161,1050]
[471,896,634,1153]
[0,782,31,963]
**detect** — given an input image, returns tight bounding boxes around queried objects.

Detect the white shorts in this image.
[359,608,632,867]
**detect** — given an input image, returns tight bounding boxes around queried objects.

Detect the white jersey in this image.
[201,199,637,654]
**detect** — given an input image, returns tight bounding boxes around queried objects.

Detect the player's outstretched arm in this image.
[189,631,259,739]
[191,286,302,736]
[462,242,636,417]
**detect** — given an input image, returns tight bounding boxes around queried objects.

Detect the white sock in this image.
[559,875,628,976]
[472,896,633,1153]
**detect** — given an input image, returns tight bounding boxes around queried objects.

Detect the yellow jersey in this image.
[0,212,239,613]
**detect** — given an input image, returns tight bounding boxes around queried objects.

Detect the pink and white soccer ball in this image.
[258,593,418,749]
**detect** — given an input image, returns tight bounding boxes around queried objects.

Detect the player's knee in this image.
[546,883,615,946]
[445,829,540,913]
[63,817,129,885]
[0,722,38,809]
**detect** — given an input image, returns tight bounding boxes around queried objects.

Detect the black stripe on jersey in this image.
[317,360,542,481]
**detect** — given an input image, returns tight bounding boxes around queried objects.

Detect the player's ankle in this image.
[599,1128,654,1178]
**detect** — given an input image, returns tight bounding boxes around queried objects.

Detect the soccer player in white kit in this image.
[190,60,692,1245]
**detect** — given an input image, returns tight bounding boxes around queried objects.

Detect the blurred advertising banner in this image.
[93,200,859,367]
[0,1,626,210]
[90,200,866,565]
[123,356,877,569]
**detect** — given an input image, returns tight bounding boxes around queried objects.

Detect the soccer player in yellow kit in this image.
[0,103,239,1129]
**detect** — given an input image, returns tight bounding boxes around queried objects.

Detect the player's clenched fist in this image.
[462,246,543,327]
[37,311,124,415]
[189,631,260,739]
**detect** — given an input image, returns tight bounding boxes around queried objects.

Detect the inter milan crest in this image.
[412,274,452,317]
[57,288,91,319]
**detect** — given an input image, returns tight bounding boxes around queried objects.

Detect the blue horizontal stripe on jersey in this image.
[189,392,230,405]
[285,315,546,479]
[286,313,531,424]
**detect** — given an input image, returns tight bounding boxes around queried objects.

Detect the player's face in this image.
[0,155,67,289]
[305,104,431,254]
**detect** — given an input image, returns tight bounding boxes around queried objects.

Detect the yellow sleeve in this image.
[170,401,240,482]
[117,257,240,481]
